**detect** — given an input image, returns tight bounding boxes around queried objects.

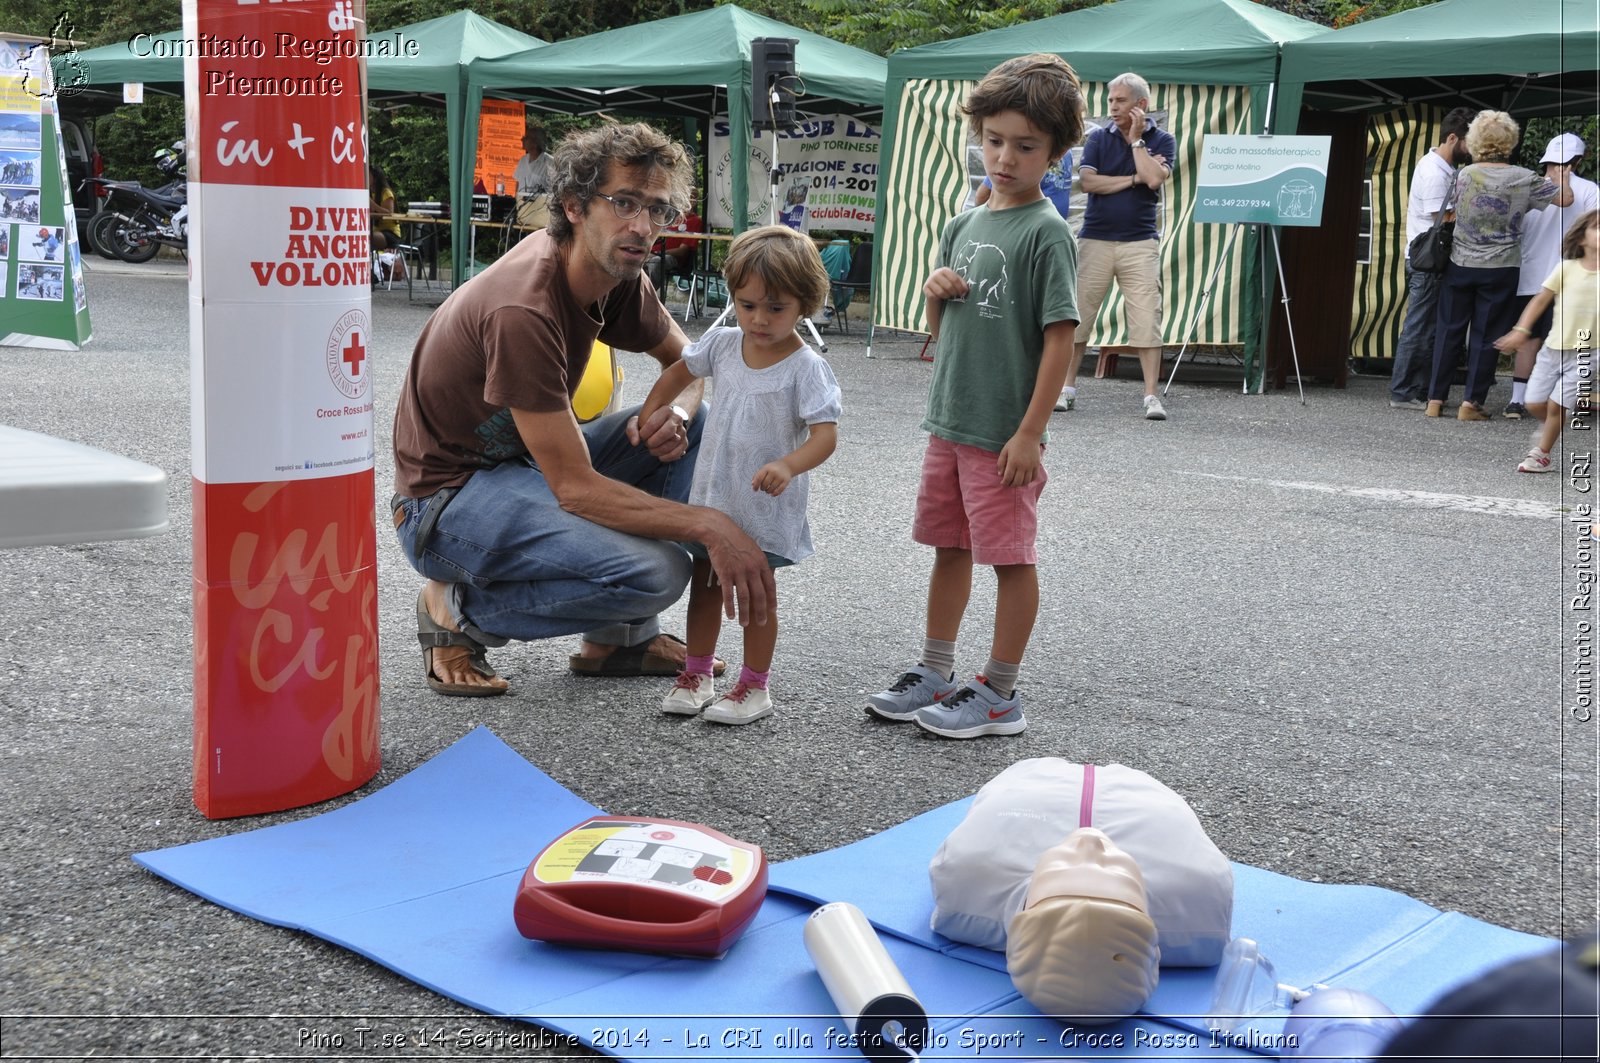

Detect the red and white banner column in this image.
[185,0,379,818]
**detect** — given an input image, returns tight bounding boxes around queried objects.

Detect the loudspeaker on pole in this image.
[751,37,798,130]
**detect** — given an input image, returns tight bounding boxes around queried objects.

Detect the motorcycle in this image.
[82,142,187,264]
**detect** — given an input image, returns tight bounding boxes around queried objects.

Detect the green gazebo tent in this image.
[58,10,547,271]
[1277,0,1598,369]
[1281,0,1598,118]
[467,4,886,237]
[876,0,1327,387]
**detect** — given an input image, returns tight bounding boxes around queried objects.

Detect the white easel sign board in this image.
[1194,135,1332,227]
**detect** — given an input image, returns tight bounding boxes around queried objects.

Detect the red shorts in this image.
[912,434,1047,566]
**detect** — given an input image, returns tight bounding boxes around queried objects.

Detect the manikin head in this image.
[1005,828,1161,1025]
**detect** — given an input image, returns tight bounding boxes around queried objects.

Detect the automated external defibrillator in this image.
[513,815,768,958]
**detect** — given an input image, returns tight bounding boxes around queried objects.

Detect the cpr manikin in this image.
[927,760,1233,966]
[1005,827,1161,1024]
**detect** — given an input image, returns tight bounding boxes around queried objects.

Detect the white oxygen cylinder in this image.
[803,902,930,1062]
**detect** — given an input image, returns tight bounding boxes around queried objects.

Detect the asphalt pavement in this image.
[1,254,1594,1058]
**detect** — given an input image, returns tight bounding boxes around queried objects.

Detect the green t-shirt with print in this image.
[923,198,1078,452]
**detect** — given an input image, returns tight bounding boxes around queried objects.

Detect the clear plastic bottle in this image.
[1208,938,1403,1060]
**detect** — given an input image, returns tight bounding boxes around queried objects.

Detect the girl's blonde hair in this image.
[722,225,832,317]
[1562,209,1599,260]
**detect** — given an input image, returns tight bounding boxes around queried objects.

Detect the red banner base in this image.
[193,475,380,819]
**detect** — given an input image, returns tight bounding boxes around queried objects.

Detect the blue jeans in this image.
[1428,262,1519,406]
[394,403,704,647]
[1389,266,1441,402]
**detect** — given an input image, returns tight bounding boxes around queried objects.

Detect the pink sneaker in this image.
[1517,448,1553,474]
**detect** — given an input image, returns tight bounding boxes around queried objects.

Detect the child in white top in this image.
[1495,209,1599,473]
[639,225,842,724]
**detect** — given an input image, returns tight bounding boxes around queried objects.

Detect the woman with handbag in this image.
[1425,111,1565,420]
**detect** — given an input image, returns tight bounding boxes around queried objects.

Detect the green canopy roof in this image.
[470,4,885,119]
[58,30,181,90]
[885,0,1327,87]
[1280,0,1598,117]
[466,4,887,233]
[370,10,546,97]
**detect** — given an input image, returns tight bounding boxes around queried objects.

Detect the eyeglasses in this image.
[593,191,681,228]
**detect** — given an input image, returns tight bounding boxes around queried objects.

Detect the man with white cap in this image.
[1502,132,1598,419]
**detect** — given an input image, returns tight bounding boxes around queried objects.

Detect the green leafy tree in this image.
[4,0,181,48]
[799,0,1104,55]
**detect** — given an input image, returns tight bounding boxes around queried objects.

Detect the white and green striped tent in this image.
[1350,105,1442,369]
[876,0,1326,381]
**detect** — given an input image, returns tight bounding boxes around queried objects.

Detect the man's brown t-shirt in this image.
[392,230,672,497]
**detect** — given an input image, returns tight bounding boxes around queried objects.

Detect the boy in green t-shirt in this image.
[867,53,1083,739]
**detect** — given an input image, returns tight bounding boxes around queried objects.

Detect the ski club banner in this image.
[185,0,379,818]
[0,33,92,350]
[708,114,880,233]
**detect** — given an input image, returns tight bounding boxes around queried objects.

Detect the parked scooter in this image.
[82,142,187,264]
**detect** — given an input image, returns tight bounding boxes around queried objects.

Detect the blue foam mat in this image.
[136,728,1554,1059]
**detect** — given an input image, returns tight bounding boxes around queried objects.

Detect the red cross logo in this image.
[325,309,370,400]
[342,333,366,378]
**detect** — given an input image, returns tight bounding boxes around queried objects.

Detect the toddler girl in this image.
[1495,209,1599,472]
[639,225,842,723]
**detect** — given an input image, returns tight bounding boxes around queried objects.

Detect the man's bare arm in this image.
[1130,144,1170,189]
[1079,154,1169,195]
[1078,169,1127,195]
[628,321,706,456]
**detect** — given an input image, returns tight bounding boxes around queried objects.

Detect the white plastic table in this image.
[0,425,169,548]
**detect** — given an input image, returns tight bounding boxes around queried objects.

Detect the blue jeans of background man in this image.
[1428,262,1519,407]
[394,403,704,649]
[1389,265,1442,403]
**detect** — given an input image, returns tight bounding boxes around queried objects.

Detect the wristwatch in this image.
[1131,139,1146,150]
[669,404,690,425]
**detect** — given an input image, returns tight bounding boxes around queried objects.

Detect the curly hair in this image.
[1562,209,1599,260]
[545,122,692,245]
[1464,110,1520,163]
[963,53,1085,159]
[721,225,832,318]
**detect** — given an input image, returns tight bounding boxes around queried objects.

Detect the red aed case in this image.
[514,816,768,958]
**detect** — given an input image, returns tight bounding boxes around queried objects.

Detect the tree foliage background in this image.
[2,0,1589,199]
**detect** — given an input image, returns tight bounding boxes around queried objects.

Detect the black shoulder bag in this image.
[1408,182,1457,274]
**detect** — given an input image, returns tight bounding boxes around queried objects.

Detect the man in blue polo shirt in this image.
[1056,72,1176,420]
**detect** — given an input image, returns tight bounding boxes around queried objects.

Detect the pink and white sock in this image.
[738,665,770,690]
[685,653,716,677]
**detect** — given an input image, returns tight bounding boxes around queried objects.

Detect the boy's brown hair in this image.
[1562,209,1598,260]
[722,225,832,318]
[962,53,1085,158]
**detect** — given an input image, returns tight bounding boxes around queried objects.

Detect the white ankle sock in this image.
[983,658,1021,698]
[920,638,957,680]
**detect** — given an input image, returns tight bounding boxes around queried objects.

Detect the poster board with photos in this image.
[0,34,91,349]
